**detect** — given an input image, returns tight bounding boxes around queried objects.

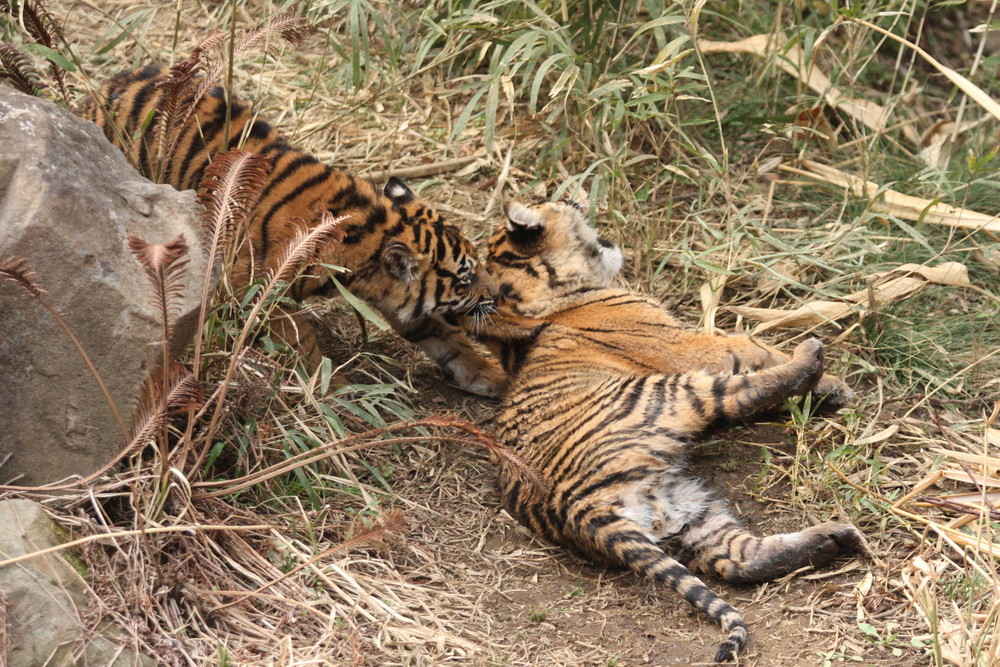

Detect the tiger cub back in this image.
[470,201,862,662]
[78,65,504,395]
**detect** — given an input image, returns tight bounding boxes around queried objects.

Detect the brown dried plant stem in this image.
[0,257,127,439]
[37,298,128,438]
[190,214,346,473]
[191,415,546,502]
[0,523,272,570]
[208,509,406,613]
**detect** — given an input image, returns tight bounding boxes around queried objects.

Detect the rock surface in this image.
[0,499,156,666]
[0,87,211,487]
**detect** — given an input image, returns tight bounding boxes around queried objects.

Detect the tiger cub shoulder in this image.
[79,64,504,395]
[467,200,862,662]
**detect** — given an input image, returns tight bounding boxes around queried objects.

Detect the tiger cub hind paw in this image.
[813,374,855,408]
[799,521,865,569]
[788,338,826,394]
[790,339,853,408]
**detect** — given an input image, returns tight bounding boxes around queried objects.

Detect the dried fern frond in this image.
[194,11,311,108]
[424,414,550,503]
[1,254,127,438]
[0,0,54,47]
[0,255,46,299]
[0,0,69,102]
[0,42,47,97]
[197,149,273,264]
[151,67,196,173]
[191,29,227,59]
[127,234,190,342]
[148,30,225,181]
[188,150,272,378]
[149,12,313,174]
[266,212,346,286]
[128,362,203,452]
[233,10,311,57]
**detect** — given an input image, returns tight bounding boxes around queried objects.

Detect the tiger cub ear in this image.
[384,177,415,204]
[505,202,545,241]
[381,240,420,281]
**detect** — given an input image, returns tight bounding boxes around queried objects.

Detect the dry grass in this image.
[2,0,1000,665]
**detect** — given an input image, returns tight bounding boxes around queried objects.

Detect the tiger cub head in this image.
[366,178,498,325]
[486,199,623,317]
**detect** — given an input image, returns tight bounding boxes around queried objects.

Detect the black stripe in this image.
[256,167,333,260]
[126,78,160,174]
[174,102,227,189]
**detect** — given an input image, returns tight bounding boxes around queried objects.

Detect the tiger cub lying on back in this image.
[79,65,503,395]
[468,200,863,662]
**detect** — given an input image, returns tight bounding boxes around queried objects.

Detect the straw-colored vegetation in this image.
[1,0,999,665]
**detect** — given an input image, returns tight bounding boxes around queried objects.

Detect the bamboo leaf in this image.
[331,276,390,331]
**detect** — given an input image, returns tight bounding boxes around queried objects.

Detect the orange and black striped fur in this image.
[467,201,862,662]
[79,64,504,395]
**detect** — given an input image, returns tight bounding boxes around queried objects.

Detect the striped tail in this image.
[590,517,748,662]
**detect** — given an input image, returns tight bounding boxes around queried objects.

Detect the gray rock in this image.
[0,499,156,666]
[0,87,211,487]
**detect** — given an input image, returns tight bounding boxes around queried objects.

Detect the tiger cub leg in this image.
[658,339,826,435]
[268,308,332,375]
[672,498,863,584]
[396,315,507,397]
[692,334,852,407]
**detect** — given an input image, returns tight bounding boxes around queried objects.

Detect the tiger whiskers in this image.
[466,300,497,336]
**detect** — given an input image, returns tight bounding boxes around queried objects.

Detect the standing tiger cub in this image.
[78,64,504,396]
[468,200,863,662]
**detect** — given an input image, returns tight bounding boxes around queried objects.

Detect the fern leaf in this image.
[196,149,273,265]
[126,234,190,341]
[0,42,47,97]
[128,362,203,450]
[425,414,550,503]
[0,255,46,299]
[266,212,346,287]
[193,11,311,106]
[161,14,309,169]
[233,10,311,58]
[191,29,227,58]
[0,0,70,102]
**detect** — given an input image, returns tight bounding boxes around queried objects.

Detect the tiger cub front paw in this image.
[458,361,508,397]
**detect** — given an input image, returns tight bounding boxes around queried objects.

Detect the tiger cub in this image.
[78,64,503,396]
[468,200,863,662]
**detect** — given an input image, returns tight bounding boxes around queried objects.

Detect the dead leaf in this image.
[917,118,986,169]
[853,424,899,447]
[973,247,1000,274]
[728,261,971,334]
[728,300,856,334]
[756,259,801,294]
[698,33,913,142]
[846,17,1000,124]
[699,274,729,332]
[781,160,1000,234]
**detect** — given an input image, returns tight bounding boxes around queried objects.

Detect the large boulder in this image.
[0,87,211,487]
[0,499,156,666]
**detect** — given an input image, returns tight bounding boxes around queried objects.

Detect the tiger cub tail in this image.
[583,511,747,662]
